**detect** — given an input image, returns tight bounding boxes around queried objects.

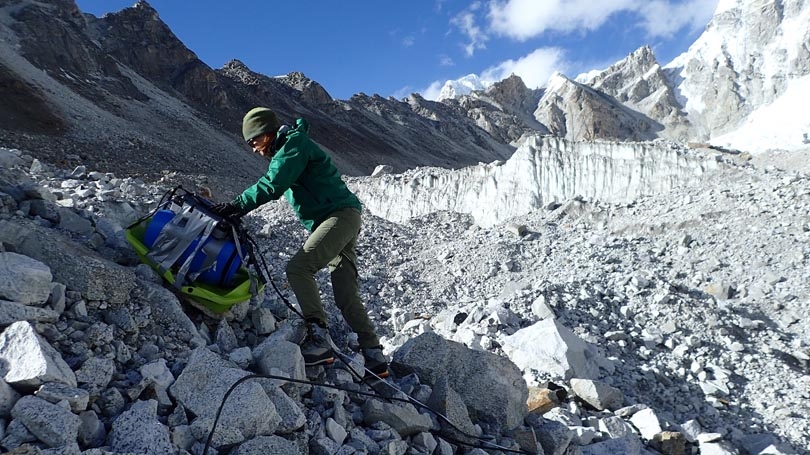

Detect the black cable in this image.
[241,231,304,319]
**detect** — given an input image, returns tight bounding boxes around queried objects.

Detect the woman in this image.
[213,107,388,378]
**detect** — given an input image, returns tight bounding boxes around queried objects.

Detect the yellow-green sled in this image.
[125,190,265,314]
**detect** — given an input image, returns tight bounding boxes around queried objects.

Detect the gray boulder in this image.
[580,434,642,455]
[264,386,306,434]
[36,382,90,413]
[392,332,527,431]
[11,395,81,448]
[109,399,173,454]
[362,399,433,437]
[253,339,307,382]
[0,321,76,389]
[169,347,281,447]
[75,357,115,395]
[570,378,624,411]
[0,219,135,304]
[131,279,204,346]
[232,435,300,455]
[0,300,59,327]
[502,318,602,380]
[427,377,477,436]
[0,252,52,304]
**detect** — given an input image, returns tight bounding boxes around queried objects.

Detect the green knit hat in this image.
[242,107,279,142]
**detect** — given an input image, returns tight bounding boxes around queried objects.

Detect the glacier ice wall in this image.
[353,136,719,227]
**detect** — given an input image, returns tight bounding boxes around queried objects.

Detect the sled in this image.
[125,188,265,314]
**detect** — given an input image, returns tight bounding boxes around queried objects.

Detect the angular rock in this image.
[109,400,173,454]
[362,399,433,437]
[57,208,94,236]
[311,436,340,455]
[737,432,794,455]
[655,431,687,455]
[46,282,66,313]
[502,318,602,380]
[35,382,89,413]
[11,395,81,448]
[28,199,60,223]
[580,434,642,455]
[229,346,253,368]
[570,378,624,411]
[1,419,39,450]
[412,432,438,454]
[0,253,53,305]
[139,359,175,406]
[78,410,106,448]
[427,377,477,436]
[392,332,527,431]
[0,321,77,389]
[0,219,135,304]
[678,419,702,443]
[527,387,559,414]
[75,357,114,394]
[0,149,24,168]
[253,339,306,382]
[629,407,662,440]
[216,320,238,354]
[349,427,381,454]
[132,279,204,346]
[325,417,347,445]
[526,414,573,455]
[264,386,306,434]
[169,348,280,446]
[599,415,634,439]
[699,440,739,455]
[171,424,195,452]
[251,308,277,335]
[379,439,408,455]
[232,435,299,455]
[531,296,555,320]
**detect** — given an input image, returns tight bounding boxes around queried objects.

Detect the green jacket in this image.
[233,118,362,231]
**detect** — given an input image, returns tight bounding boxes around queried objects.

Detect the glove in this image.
[210,202,244,219]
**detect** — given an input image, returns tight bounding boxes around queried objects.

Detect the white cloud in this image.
[481,47,569,89]
[451,9,489,56]
[403,36,415,47]
[488,0,636,40]
[636,0,718,37]
[421,80,445,100]
[487,0,717,40]
[440,55,455,67]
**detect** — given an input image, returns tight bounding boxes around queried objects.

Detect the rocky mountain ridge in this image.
[1,0,808,202]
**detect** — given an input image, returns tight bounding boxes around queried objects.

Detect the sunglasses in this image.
[247,134,266,147]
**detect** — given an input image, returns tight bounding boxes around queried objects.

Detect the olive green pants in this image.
[286,207,380,348]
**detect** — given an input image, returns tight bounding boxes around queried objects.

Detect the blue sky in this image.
[75,0,718,101]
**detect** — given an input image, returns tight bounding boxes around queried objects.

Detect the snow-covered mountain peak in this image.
[543,71,571,93]
[436,73,490,101]
[664,0,810,150]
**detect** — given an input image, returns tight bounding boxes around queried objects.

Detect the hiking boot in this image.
[362,345,390,379]
[301,322,334,366]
